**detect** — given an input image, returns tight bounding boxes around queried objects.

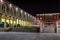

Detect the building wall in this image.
[0,0,36,28]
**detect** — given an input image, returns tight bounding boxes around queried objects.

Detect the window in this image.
[2,4,6,13]
[12,9,14,16]
[16,11,18,17]
[14,9,16,16]
[19,10,21,18]
[6,6,9,14]
[9,8,13,15]
[20,10,23,18]
[11,8,13,15]
[21,12,24,19]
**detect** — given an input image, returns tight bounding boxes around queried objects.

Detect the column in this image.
[4,16,6,28]
[56,21,58,33]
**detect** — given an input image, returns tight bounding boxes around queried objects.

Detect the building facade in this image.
[36,13,60,27]
[0,0,36,28]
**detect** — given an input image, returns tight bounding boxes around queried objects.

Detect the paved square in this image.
[0,32,59,40]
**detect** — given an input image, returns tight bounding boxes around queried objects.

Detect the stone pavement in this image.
[0,32,60,40]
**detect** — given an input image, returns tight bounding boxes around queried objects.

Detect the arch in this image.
[14,8,16,16]
[2,4,6,13]
[6,5,9,14]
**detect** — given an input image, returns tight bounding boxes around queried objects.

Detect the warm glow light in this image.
[6,20,9,23]
[14,21,16,25]
[19,20,22,25]
[16,7,18,11]
[9,4,12,8]
[25,12,26,15]
[1,18,5,22]
[21,10,23,14]
[10,20,13,24]
[17,19,18,24]
[0,0,3,3]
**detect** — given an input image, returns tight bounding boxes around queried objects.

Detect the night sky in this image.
[8,0,60,16]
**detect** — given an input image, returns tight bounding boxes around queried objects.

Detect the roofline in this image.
[36,13,60,16]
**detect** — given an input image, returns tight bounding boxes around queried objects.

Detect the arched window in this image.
[16,11,19,17]
[19,10,21,17]
[14,9,16,16]
[20,10,23,18]
[9,8,13,15]
[6,6,9,14]
[10,8,13,15]
[12,8,14,16]
[2,4,6,13]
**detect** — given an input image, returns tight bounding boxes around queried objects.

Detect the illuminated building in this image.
[0,0,36,28]
[36,13,60,27]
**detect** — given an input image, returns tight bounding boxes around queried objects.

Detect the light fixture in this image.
[16,7,18,11]
[0,0,3,3]
[1,18,5,22]
[9,4,12,8]
[21,10,23,14]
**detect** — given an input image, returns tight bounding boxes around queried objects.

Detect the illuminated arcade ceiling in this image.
[36,13,60,23]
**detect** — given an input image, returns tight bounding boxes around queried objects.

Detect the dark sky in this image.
[8,0,60,16]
